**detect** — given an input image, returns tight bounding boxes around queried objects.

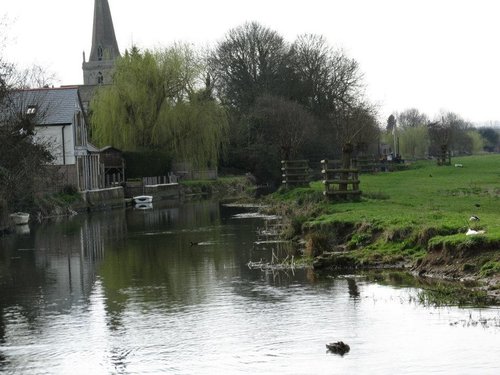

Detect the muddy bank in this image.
[279,218,500,303]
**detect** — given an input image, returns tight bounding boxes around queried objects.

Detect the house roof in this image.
[8,86,83,126]
[87,143,122,154]
[87,142,100,152]
[99,145,122,153]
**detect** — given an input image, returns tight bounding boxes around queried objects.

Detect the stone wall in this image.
[125,183,180,200]
[80,187,125,210]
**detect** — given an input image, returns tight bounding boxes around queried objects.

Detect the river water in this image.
[0,200,499,374]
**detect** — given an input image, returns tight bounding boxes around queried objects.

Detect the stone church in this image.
[79,0,120,113]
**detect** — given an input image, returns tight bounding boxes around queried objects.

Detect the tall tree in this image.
[289,34,370,155]
[251,94,316,160]
[0,58,55,210]
[478,127,499,152]
[399,125,429,159]
[397,108,428,129]
[428,111,473,157]
[326,53,368,148]
[210,24,375,182]
[91,45,228,168]
[287,34,332,115]
[209,22,288,112]
[386,114,396,134]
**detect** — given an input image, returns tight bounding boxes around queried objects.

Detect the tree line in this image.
[90,22,379,185]
[91,21,500,184]
[385,108,500,160]
[2,19,500,206]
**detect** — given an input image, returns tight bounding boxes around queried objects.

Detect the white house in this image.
[12,86,101,191]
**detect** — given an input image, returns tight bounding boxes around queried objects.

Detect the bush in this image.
[62,184,78,195]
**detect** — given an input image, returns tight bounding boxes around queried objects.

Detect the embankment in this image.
[261,155,500,303]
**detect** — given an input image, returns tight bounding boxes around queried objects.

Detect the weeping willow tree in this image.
[399,125,429,160]
[90,44,228,168]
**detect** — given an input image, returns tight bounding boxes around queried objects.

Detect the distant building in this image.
[80,0,120,114]
[90,145,125,186]
[9,87,101,191]
[82,0,120,86]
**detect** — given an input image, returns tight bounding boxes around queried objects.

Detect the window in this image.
[26,105,37,116]
[97,72,104,84]
[97,45,103,61]
[75,111,84,146]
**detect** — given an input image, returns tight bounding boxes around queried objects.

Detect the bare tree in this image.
[15,64,58,89]
[428,111,476,157]
[0,23,56,210]
[209,22,288,111]
[252,94,316,160]
[397,108,428,129]
[326,51,368,148]
[289,34,369,152]
[288,34,332,115]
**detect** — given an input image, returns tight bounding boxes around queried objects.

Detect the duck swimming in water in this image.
[326,341,350,355]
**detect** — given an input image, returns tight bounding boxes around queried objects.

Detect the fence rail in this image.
[321,159,361,199]
[281,160,310,188]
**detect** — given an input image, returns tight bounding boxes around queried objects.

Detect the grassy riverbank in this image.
[266,154,500,299]
[180,175,256,200]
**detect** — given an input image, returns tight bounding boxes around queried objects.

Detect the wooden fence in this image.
[281,160,309,188]
[321,159,361,199]
[437,145,451,165]
[353,156,379,173]
[143,175,172,185]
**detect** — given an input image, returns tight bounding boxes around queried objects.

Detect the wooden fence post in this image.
[437,144,451,166]
[322,145,361,200]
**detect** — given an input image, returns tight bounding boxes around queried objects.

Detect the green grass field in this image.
[316,155,499,232]
[271,154,500,272]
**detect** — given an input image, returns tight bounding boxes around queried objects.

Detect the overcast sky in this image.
[2,0,500,124]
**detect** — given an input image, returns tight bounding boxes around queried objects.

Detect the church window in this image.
[97,72,104,84]
[97,46,103,61]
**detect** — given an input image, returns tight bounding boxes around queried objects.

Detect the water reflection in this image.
[346,277,360,299]
[0,211,118,317]
[0,201,498,374]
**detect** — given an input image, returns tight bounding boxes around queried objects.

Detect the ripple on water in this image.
[1,203,500,374]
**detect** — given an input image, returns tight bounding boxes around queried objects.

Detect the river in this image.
[0,200,499,374]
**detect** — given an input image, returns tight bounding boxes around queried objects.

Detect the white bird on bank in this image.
[466,228,485,236]
[469,215,480,221]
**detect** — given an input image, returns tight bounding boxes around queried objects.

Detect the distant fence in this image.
[281,160,310,188]
[437,150,451,166]
[353,156,379,173]
[142,175,177,185]
[103,172,124,188]
[124,175,180,199]
[172,162,218,180]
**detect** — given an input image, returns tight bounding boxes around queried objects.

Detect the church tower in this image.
[82,0,120,85]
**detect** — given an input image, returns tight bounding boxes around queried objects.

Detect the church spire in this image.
[89,0,120,62]
[82,0,120,85]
